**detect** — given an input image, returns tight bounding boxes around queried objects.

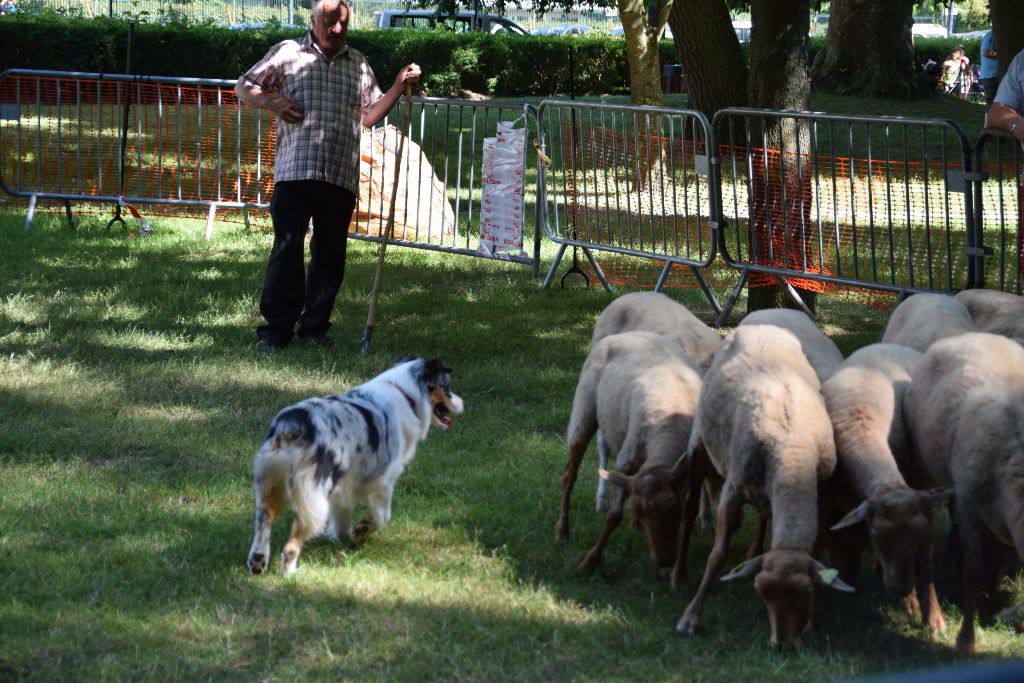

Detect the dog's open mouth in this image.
[433,403,454,428]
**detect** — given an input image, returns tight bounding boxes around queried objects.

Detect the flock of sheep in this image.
[556,289,1024,655]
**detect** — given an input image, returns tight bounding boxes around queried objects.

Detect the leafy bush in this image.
[0,14,659,96]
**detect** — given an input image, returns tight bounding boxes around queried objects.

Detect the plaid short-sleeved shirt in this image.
[241,33,383,194]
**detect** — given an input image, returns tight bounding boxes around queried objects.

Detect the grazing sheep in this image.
[591,292,722,372]
[590,292,721,511]
[881,293,978,353]
[954,289,1024,341]
[675,323,853,649]
[555,331,701,580]
[822,343,948,632]
[739,309,844,382]
[903,332,1024,657]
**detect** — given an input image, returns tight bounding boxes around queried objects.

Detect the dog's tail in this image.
[252,405,331,537]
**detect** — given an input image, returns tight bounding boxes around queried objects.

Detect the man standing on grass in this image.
[235,0,420,353]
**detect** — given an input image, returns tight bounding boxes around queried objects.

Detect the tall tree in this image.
[746,0,817,313]
[616,0,674,105]
[666,0,748,117]
[810,0,927,98]
[989,0,1024,76]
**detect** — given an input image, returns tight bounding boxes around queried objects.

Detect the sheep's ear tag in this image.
[817,568,840,585]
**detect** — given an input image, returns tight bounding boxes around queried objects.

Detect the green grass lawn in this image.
[1,206,1022,681]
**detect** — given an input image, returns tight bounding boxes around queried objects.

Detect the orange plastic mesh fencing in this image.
[566,138,1018,301]
[0,75,277,211]
[557,119,714,264]
[0,74,459,241]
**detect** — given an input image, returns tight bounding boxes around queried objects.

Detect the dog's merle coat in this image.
[248,357,463,576]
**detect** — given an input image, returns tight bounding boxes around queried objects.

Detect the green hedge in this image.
[0,14,677,97]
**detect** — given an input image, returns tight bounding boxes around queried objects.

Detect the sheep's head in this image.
[722,549,854,650]
[600,456,690,578]
[831,488,949,598]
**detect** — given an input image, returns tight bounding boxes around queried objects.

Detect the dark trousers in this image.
[257,180,355,343]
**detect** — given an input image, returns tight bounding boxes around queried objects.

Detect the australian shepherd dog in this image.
[247,357,464,576]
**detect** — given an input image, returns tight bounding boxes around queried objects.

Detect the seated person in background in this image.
[939,47,965,94]
[988,48,1024,145]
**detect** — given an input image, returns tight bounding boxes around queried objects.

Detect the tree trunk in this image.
[990,0,1024,77]
[617,0,670,106]
[746,0,817,315]
[667,0,748,118]
[810,0,928,99]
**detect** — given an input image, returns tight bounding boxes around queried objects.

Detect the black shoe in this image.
[303,334,335,349]
[257,337,288,354]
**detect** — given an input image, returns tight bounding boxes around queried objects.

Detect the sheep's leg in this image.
[556,419,596,543]
[745,513,768,560]
[595,431,610,511]
[672,445,713,589]
[914,534,945,632]
[954,501,982,658]
[579,486,626,573]
[978,525,1011,626]
[676,487,744,636]
[826,523,868,586]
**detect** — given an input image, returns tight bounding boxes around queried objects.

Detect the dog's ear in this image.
[423,357,453,388]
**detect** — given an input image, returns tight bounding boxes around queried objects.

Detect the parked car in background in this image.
[606,26,671,39]
[227,21,300,30]
[732,20,751,42]
[551,24,591,36]
[373,9,529,35]
[912,22,949,38]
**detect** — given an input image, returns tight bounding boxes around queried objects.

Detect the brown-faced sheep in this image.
[590,292,721,511]
[954,289,1024,341]
[822,343,948,631]
[555,330,700,581]
[903,332,1024,657]
[881,292,978,353]
[676,323,853,649]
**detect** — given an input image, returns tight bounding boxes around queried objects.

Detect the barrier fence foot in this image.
[581,246,612,292]
[23,194,37,232]
[63,200,75,230]
[776,276,815,319]
[206,204,217,240]
[105,203,128,235]
[716,269,748,327]
[541,242,569,289]
[689,265,723,317]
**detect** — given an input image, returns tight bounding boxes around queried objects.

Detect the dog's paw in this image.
[248,553,267,575]
[353,519,376,541]
[280,549,299,576]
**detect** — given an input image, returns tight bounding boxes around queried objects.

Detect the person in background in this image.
[939,47,966,95]
[235,0,420,353]
[956,44,972,100]
[979,29,998,115]
[988,48,1024,145]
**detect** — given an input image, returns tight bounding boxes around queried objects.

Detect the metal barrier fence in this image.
[3,72,1020,309]
[0,68,542,275]
[973,130,1022,294]
[535,99,724,313]
[712,108,978,322]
